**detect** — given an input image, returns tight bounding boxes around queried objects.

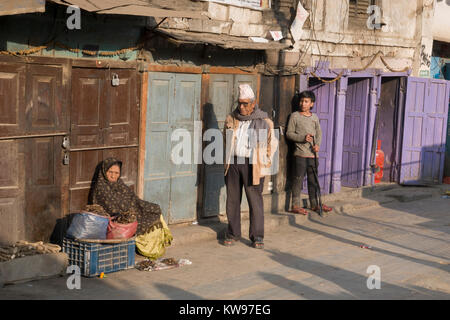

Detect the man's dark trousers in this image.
[225,156,265,242]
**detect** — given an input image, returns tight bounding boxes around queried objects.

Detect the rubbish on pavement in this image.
[135,258,192,271]
[178,259,192,266]
[360,245,372,249]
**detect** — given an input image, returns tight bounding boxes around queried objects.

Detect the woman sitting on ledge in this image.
[89,157,172,260]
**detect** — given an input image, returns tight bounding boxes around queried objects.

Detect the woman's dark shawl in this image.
[90,157,162,235]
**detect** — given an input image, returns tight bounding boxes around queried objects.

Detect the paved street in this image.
[1,189,449,300]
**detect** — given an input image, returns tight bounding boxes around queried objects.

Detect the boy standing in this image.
[286,90,332,214]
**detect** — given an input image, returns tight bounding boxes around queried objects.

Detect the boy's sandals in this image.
[312,204,333,213]
[223,236,238,247]
[252,238,264,249]
[290,206,308,215]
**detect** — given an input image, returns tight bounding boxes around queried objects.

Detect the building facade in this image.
[0,0,448,245]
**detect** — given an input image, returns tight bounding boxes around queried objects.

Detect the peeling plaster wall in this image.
[155,0,435,76]
[296,0,430,76]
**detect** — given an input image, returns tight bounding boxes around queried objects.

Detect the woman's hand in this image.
[312,145,320,153]
[305,134,314,143]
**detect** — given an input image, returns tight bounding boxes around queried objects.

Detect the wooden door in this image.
[69,67,139,213]
[0,58,68,244]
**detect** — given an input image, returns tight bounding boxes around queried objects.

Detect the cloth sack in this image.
[107,220,138,239]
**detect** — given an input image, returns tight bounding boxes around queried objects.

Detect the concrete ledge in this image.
[168,184,442,249]
[0,253,68,287]
[169,211,311,248]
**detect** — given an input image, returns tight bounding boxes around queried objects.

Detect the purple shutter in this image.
[400,77,450,184]
[341,78,370,188]
[306,82,336,194]
[423,79,450,183]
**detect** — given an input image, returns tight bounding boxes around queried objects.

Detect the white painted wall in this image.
[433,0,450,42]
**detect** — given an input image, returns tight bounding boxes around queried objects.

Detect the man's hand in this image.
[312,145,319,153]
[305,134,314,143]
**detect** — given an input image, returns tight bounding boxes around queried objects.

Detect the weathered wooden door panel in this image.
[202,74,256,217]
[25,137,63,241]
[400,77,449,184]
[0,139,25,245]
[202,74,233,217]
[341,78,369,188]
[169,74,200,222]
[144,72,173,221]
[25,65,65,134]
[144,72,201,223]
[308,81,336,194]
[0,63,26,137]
[71,68,105,148]
[69,150,102,212]
[105,69,139,147]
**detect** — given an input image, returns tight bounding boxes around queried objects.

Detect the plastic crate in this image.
[63,238,135,277]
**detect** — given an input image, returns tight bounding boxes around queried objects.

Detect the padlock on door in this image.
[111,73,120,86]
[63,152,70,165]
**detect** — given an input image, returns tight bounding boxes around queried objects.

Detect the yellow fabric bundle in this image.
[135,215,173,260]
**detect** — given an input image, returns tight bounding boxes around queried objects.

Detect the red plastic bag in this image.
[107,220,138,239]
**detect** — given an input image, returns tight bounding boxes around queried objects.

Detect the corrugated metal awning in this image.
[154,28,293,51]
[0,0,46,16]
[48,0,206,19]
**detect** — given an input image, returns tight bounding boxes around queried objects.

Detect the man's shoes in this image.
[311,204,333,213]
[290,206,308,215]
[251,238,264,249]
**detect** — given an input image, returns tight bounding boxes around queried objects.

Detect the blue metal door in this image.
[400,77,450,184]
[144,72,201,223]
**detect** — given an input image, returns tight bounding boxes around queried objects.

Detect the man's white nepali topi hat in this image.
[238,84,255,100]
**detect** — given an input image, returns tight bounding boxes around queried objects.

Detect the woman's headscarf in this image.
[90,157,162,235]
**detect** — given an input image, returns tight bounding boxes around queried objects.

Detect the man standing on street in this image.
[223,84,274,249]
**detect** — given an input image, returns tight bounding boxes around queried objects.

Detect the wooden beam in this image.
[146,65,202,74]
[209,66,258,75]
[71,58,138,69]
[137,71,148,199]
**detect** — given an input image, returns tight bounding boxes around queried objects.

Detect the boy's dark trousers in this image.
[292,156,320,208]
[225,156,265,242]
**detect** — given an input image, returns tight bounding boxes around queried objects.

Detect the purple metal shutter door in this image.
[423,79,450,183]
[400,77,450,184]
[400,77,429,184]
[307,82,336,194]
[341,78,370,188]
